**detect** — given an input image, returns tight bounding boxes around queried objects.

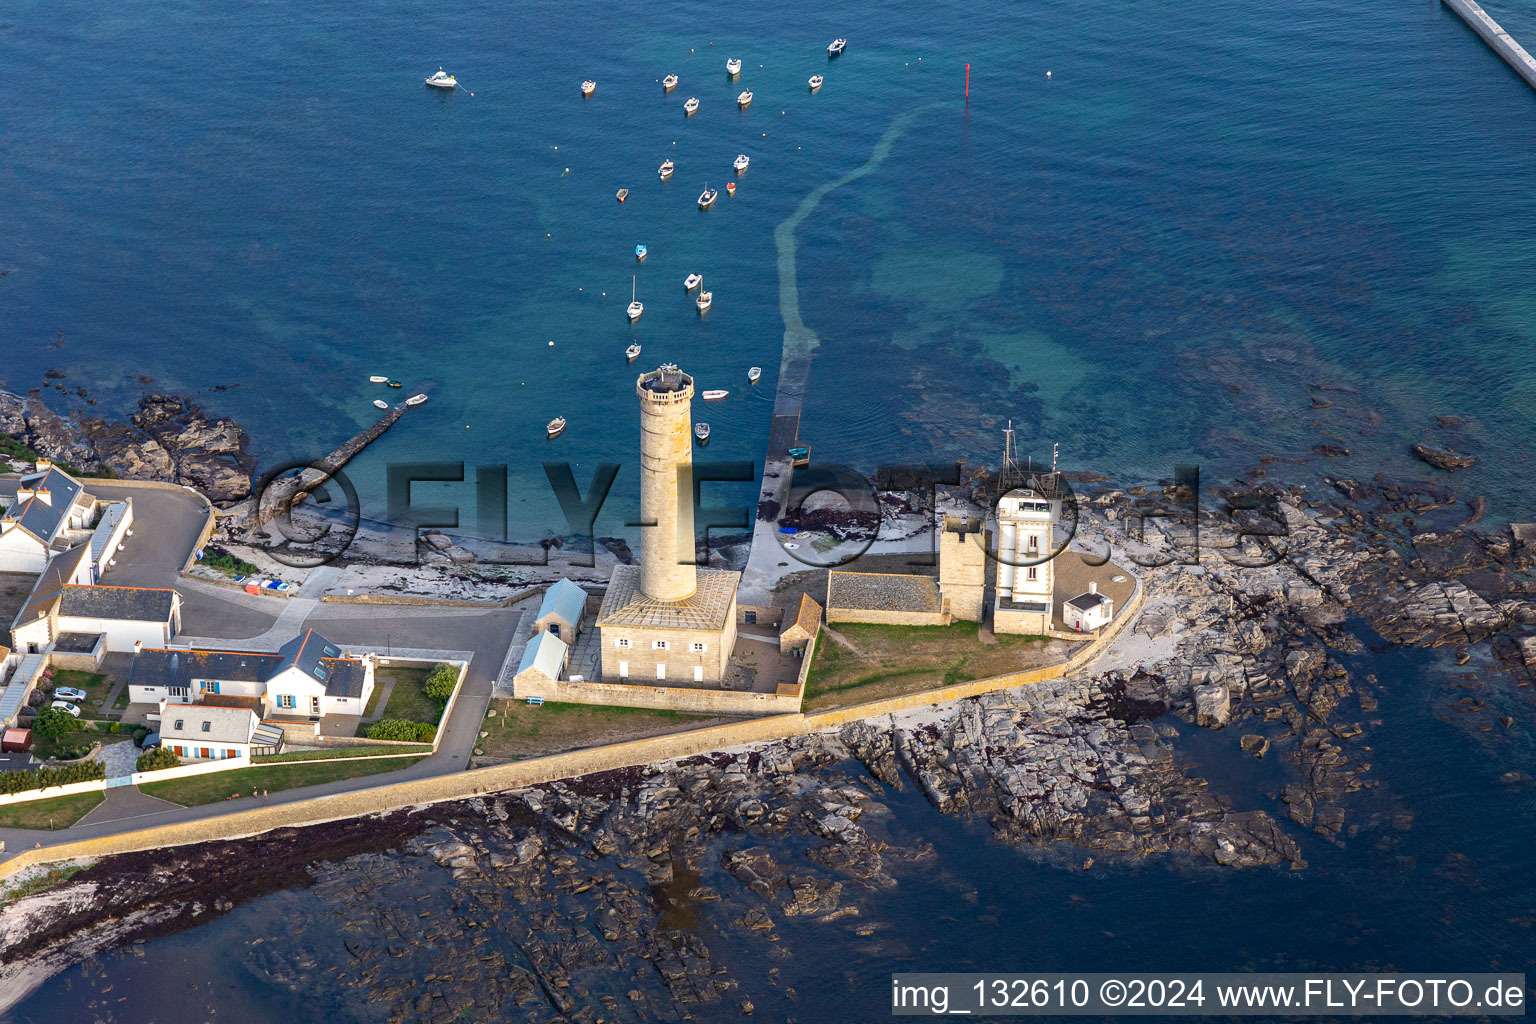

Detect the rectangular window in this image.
[201,721,211,732]
[653,640,669,650]
[311,696,321,715]
[691,642,706,652]
[206,681,220,695]
[1026,566,1038,581]
[1027,534,1039,551]
[616,638,631,648]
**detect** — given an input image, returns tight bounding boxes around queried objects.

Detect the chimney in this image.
[133,640,143,654]
[1090,581,1098,594]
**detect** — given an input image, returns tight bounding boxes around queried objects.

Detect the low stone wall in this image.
[737,604,784,628]
[513,675,804,716]
[0,778,106,807]
[131,755,249,787]
[48,647,104,672]
[826,606,949,627]
[0,570,1144,876]
[321,593,523,608]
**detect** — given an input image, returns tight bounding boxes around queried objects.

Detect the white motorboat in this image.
[373,399,390,409]
[369,375,389,383]
[547,417,567,438]
[698,187,718,209]
[694,422,711,443]
[426,68,457,89]
[808,75,824,90]
[684,96,699,115]
[581,80,596,96]
[406,393,428,407]
[696,280,713,312]
[737,90,753,108]
[702,389,729,401]
[616,188,629,203]
[684,273,702,291]
[626,343,642,361]
[828,38,847,56]
[748,366,762,383]
[627,276,643,321]
[659,159,674,179]
[726,58,742,75]
[733,153,750,173]
[662,74,678,91]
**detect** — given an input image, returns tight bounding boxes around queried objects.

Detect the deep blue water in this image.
[4,0,1536,1017]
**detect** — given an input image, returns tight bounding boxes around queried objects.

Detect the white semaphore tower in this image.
[992,428,1062,635]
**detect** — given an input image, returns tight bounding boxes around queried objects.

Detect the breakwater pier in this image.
[1443,0,1536,90]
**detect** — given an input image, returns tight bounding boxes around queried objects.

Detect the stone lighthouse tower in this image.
[636,364,697,601]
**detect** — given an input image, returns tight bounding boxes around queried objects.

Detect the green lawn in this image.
[30,727,127,761]
[478,698,721,760]
[354,667,445,737]
[138,755,425,807]
[48,670,114,711]
[0,791,105,830]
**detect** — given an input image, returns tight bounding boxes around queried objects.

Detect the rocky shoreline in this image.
[0,390,255,504]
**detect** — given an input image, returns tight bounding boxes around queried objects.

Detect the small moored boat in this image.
[698,187,717,209]
[581,80,596,96]
[684,96,699,115]
[748,366,762,383]
[809,75,823,90]
[684,273,702,290]
[626,343,642,361]
[737,90,753,108]
[726,58,742,75]
[426,68,457,89]
[387,379,403,388]
[696,279,713,312]
[702,389,729,401]
[694,422,711,442]
[827,38,846,56]
[616,188,629,203]
[547,417,567,438]
[635,244,648,260]
[406,393,428,407]
[733,154,750,172]
[369,375,389,383]
[627,276,643,321]
[373,399,390,409]
[658,159,674,179]
[662,74,678,91]
[726,181,736,195]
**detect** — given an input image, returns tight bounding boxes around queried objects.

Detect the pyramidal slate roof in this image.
[596,564,739,631]
[272,629,369,698]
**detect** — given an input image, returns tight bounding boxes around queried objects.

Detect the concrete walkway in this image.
[75,787,182,829]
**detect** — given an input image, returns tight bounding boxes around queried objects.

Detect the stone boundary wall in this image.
[512,675,804,716]
[130,755,249,787]
[370,656,469,754]
[825,606,949,627]
[0,572,1142,876]
[320,593,526,608]
[0,778,106,807]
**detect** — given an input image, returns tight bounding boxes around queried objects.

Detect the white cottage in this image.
[157,704,260,762]
[1063,582,1114,633]
[0,463,98,573]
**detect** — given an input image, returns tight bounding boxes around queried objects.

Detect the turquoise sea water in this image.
[5,0,1536,1017]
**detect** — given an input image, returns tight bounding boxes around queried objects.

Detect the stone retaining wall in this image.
[321,593,524,608]
[511,675,804,716]
[0,571,1143,877]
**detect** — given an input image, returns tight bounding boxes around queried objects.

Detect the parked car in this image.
[50,700,82,717]
[140,731,161,749]
[262,579,292,592]
[52,686,88,702]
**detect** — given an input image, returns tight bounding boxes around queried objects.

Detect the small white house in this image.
[513,630,569,694]
[158,703,259,761]
[534,579,588,640]
[0,462,98,573]
[1063,582,1114,633]
[127,629,375,720]
[9,544,181,655]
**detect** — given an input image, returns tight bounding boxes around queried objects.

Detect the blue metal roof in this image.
[537,579,587,628]
[517,631,568,680]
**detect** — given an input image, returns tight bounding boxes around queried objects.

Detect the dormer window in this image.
[201,721,211,732]
[174,719,184,730]
[315,666,327,680]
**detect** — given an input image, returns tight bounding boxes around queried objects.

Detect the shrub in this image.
[136,747,181,773]
[0,760,105,795]
[132,727,149,746]
[109,722,121,734]
[423,663,459,705]
[31,707,75,741]
[198,546,260,576]
[365,718,435,743]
